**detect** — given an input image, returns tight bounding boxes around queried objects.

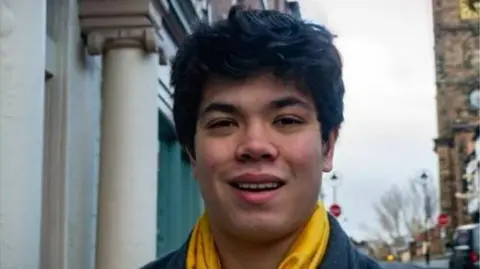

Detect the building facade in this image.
[432,0,479,239]
[0,0,300,269]
[463,127,479,223]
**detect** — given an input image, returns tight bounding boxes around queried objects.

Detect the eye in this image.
[207,119,237,129]
[274,116,304,127]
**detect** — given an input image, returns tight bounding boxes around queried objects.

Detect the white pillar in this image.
[0,0,46,268]
[95,47,159,269]
[79,1,161,267]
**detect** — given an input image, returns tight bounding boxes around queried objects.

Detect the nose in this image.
[235,124,279,163]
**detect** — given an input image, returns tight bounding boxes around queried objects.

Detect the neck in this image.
[210,226,302,269]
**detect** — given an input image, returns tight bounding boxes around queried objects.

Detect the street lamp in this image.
[416,172,432,222]
[416,171,432,259]
[330,172,342,204]
[327,172,344,218]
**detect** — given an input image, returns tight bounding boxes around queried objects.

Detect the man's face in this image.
[191,74,336,241]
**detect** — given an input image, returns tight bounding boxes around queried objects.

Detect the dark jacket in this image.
[141,215,383,269]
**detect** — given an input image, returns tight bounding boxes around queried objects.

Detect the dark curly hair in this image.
[171,5,344,157]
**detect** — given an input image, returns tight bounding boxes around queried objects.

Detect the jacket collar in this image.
[162,215,365,269]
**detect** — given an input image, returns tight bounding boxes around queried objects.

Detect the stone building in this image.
[432,0,479,239]
[0,0,300,269]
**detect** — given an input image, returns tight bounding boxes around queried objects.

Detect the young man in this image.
[142,5,382,269]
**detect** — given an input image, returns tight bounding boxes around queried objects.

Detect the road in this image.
[410,258,448,268]
[379,258,448,269]
[379,262,421,268]
[379,262,409,268]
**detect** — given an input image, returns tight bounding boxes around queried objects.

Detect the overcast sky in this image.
[300,0,439,240]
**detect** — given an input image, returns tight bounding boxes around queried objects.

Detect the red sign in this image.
[437,213,450,227]
[329,203,342,217]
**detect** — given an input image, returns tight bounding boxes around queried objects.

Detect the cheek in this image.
[283,135,323,169]
[194,139,233,177]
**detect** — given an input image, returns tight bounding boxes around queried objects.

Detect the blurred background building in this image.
[463,127,479,222]
[432,0,479,240]
[0,1,300,269]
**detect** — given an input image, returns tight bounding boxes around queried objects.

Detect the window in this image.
[204,3,213,24]
[46,0,56,40]
[261,0,268,9]
[45,36,56,79]
[45,0,57,78]
[169,0,193,33]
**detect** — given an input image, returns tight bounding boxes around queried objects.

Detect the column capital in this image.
[79,0,163,55]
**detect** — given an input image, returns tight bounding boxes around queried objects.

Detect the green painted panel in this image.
[157,111,176,141]
[171,143,184,245]
[157,140,172,257]
[156,140,203,258]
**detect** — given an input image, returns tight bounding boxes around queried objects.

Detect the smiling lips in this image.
[228,173,286,204]
[232,182,282,191]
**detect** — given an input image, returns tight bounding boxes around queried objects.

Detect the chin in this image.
[230,216,294,243]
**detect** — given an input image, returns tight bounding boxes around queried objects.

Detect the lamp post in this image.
[330,172,342,204]
[326,172,343,218]
[416,171,432,264]
[418,172,432,236]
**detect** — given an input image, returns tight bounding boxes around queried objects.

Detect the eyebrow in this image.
[200,102,240,118]
[199,96,313,118]
[269,96,313,111]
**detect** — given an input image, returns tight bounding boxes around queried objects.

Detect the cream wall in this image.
[42,0,102,268]
[0,0,46,268]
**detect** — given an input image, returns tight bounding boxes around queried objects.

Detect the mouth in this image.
[227,173,286,204]
[229,181,285,192]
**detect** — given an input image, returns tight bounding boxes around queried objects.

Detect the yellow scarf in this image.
[186,202,330,269]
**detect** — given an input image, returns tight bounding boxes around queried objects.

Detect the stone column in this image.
[80,1,161,268]
[0,1,46,268]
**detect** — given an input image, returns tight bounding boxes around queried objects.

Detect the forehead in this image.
[201,74,312,107]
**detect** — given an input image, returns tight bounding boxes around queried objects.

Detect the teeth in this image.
[237,183,280,190]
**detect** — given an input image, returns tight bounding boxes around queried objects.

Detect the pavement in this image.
[410,258,449,268]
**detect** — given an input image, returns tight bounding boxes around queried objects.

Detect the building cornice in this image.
[452,123,479,133]
[436,77,480,88]
[433,24,479,56]
[434,22,480,35]
[434,136,454,152]
[79,0,163,55]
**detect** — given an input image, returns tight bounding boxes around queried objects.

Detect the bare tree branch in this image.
[369,178,439,245]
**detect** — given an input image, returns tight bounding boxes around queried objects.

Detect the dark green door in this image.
[157,140,203,257]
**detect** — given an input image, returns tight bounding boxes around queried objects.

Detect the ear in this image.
[184,147,198,180]
[322,128,339,173]
[183,147,196,165]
